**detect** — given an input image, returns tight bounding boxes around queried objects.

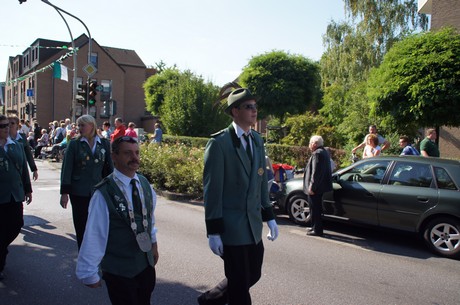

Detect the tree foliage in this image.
[144,68,181,115]
[281,112,344,148]
[368,27,460,129]
[239,50,321,124]
[319,0,428,148]
[144,68,229,137]
[159,70,229,137]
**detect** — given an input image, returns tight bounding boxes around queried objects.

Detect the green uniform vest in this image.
[97,173,154,278]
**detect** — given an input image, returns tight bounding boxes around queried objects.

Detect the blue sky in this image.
[1,0,346,86]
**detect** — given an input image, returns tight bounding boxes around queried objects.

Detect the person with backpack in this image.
[399,136,420,156]
[54,122,66,144]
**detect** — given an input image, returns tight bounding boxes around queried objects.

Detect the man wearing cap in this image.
[199,88,279,305]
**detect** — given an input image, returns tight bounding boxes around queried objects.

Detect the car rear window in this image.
[389,162,432,187]
[434,167,458,190]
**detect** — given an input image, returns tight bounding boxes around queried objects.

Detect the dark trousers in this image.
[103,266,156,305]
[308,193,324,234]
[69,194,90,249]
[200,241,264,305]
[0,201,24,272]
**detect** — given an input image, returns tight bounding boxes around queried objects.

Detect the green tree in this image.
[368,27,460,130]
[319,0,428,147]
[160,70,229,137]
[144,68,181,115]
[239,50,321,124]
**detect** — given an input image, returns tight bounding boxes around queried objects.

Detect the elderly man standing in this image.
[200,88,279,305]
[303,135,333,237]
[0,114,32,280]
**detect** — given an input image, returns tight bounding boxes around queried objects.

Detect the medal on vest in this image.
[136,231,152,252]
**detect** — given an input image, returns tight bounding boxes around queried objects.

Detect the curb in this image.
[156,189,203,204]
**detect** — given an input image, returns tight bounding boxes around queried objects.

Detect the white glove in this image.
[267,219,279,241]
[208,234,224,256]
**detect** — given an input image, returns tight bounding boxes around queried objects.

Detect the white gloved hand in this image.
[208,234,224,256]
[267,219,279,241]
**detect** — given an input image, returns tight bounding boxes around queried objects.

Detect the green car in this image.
[274,156,460,259]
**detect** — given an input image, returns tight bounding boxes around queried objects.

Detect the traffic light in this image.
[77,83,88,105]
[102,100,109,116]
[32,103,37,115]
[25,103,30,114]
[88,81,98,106]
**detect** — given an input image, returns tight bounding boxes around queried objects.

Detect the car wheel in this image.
[423,217,460,259]
[287,194,311,225]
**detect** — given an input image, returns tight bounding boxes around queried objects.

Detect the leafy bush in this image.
[139,143,204,196]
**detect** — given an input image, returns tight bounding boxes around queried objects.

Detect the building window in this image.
[100,80,111,102]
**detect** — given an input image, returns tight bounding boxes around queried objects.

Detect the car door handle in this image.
[417,196,429,203]
[365,192,374,197]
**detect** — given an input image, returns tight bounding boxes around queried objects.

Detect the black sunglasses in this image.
[239,104,257,110]
[0,123,9,129]
[113,136,138,145]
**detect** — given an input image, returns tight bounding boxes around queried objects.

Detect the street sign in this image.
[83,63,97,77]
[96,85,104,92]
[27,89,34,97]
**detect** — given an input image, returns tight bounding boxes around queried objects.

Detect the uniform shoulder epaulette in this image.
[210,129,225,138]
[251,129,261,135]
[94,176,110,189]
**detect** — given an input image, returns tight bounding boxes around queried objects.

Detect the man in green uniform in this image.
[76,136,158,305]
[199,88,279,305]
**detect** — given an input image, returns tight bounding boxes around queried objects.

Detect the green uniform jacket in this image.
[203,124,275,246]
[0,141,32,204]
[60,137,113,196]
[17,133,37,172]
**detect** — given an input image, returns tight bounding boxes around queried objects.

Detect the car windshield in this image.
[339,160,391,184]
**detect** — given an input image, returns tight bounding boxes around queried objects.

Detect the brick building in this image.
[4,34,157,132]
[418,0,460,158]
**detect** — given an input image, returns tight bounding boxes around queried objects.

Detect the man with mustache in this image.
[76,136,159,305]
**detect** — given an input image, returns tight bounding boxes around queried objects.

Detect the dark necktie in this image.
[243,134,252,163]
[130,179,142,215]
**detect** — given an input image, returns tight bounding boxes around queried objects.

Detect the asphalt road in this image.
[1,160,459,305]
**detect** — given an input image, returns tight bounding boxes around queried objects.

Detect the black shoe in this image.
[306,231,323,237]
[306,228,314,233]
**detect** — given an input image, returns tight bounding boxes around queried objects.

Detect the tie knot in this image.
[130,179,137,187]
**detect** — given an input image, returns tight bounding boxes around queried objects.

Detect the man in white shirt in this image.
[76,136,158,305]
[352,124,390,154]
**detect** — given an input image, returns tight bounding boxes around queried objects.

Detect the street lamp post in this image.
[52,8,77,123]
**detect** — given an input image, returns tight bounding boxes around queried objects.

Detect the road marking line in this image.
[36,186,61,191]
